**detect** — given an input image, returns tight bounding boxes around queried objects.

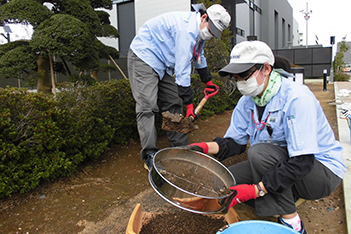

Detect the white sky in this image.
[1,0,350,50]
[0,24,33,44]
[287,0,351,51]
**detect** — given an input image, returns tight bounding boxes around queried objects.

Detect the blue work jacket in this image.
[224,76,347,179]
[130,11,207,87]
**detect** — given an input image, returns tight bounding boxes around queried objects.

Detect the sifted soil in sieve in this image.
[156,159,231,197]
[139,209,227,234]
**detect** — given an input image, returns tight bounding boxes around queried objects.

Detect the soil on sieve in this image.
[156,154,231,197]
[0,81,347,234]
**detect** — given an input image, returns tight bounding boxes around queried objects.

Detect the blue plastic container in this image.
[216,220,299,234]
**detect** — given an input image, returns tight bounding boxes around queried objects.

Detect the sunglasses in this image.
[231,64,263,82]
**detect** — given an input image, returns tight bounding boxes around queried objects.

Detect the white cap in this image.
[206,4,231,39]
[219,41,275,76]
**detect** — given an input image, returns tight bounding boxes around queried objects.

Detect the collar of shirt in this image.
[196,12,201,37]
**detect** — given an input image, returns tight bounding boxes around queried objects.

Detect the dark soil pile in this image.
[140,209,227,234]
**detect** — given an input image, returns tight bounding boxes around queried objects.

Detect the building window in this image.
[248,1,262,14]
[282,18,286,48]
[236,27,245,37]
[255,5,262,14]
[249,1,254,9]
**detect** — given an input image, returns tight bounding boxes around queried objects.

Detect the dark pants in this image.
[127,49,189,160]
[228,143,341,216]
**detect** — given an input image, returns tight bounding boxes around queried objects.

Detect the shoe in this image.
[144,152,156,171]
[278,216,307,234]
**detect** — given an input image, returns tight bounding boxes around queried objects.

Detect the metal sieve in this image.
[148,147,236,214]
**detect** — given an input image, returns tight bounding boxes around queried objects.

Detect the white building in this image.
[99,0,296,58]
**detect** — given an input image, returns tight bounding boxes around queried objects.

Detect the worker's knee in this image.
[247,144,268,164]
[247,143,287,172]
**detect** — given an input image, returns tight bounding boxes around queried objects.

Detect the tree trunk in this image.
[49,55,56,98]
[90,70,99,82]
[37,54,52,95]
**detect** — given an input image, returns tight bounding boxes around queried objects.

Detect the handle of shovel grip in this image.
[195,97,208,115]
[189,97,208,122]
[204,87,219,99]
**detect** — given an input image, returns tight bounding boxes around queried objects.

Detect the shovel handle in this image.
[195,97,208,115]
[189,97,208,122]
[189,88,218,122]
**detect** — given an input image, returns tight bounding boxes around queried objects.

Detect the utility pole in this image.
[300,3,312,48]
[1,25,12,43]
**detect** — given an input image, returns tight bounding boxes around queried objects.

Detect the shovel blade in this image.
[161,113,198,134]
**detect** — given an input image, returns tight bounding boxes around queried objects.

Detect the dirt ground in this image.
[0,81,347,234]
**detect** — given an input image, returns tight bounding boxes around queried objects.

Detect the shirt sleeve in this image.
[196,67,212,83]
[262,154,315,194]
[213,137,247,161]
[174,30,194,87]
[178,85,193,105]
[224,98,251,145]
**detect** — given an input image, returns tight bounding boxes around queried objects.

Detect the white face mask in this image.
[236,67,266,96]
[199,26,213,41]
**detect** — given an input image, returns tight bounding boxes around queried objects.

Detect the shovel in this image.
[161,88,219,134]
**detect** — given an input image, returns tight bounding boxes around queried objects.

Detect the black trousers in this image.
[228,143,341,216]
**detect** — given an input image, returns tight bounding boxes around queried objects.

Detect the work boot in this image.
[144,152,156,172]
[278,216,307,234]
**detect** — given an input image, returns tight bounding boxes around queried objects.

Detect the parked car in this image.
[342,63,351,72]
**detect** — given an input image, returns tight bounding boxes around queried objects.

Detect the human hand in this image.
[185,142,209,154]
[228,184,256,209]
[205,81,219,96]
[186,103,198,120]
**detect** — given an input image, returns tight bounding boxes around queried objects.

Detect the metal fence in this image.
[273,46,332,78]
[0,57,129,89]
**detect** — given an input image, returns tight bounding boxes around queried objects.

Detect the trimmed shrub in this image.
[0,87,72,197]
[0,76,240,198]
[334,72,350,82]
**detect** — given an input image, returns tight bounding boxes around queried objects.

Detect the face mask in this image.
[199,26,213,41]
[236,67,266,96]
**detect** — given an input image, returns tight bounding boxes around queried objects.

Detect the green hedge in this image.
[334,72,350,81]
[0,76,241,198]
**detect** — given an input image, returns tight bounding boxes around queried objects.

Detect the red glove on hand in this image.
[187,142,209,154]
[205,81,219,95]
[186,103,198,119]
[228,184,257,209]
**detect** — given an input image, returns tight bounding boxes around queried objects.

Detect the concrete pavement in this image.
[334,81,351,234]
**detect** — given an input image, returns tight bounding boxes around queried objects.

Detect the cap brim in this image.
[208,18,221,39]
[218,63,256,77]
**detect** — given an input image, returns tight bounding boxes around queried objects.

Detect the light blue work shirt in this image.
[130,11,207,87]
[224,76,347,179]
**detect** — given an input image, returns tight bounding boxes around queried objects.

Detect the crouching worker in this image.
[184,41,347,234]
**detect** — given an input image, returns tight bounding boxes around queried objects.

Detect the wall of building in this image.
[236,3,250,44]
[292,18,302,47]
[135,0,190,33]
[339,41,351,64]
[260,0,293,50]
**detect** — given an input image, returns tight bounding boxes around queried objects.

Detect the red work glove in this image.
[205,81,219,95]
[186,142,209,154]
[228,184,257,209]
[186,103,198,120]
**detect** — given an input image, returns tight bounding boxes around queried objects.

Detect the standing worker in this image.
[185,41,347,234]
[127,4,231,170]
